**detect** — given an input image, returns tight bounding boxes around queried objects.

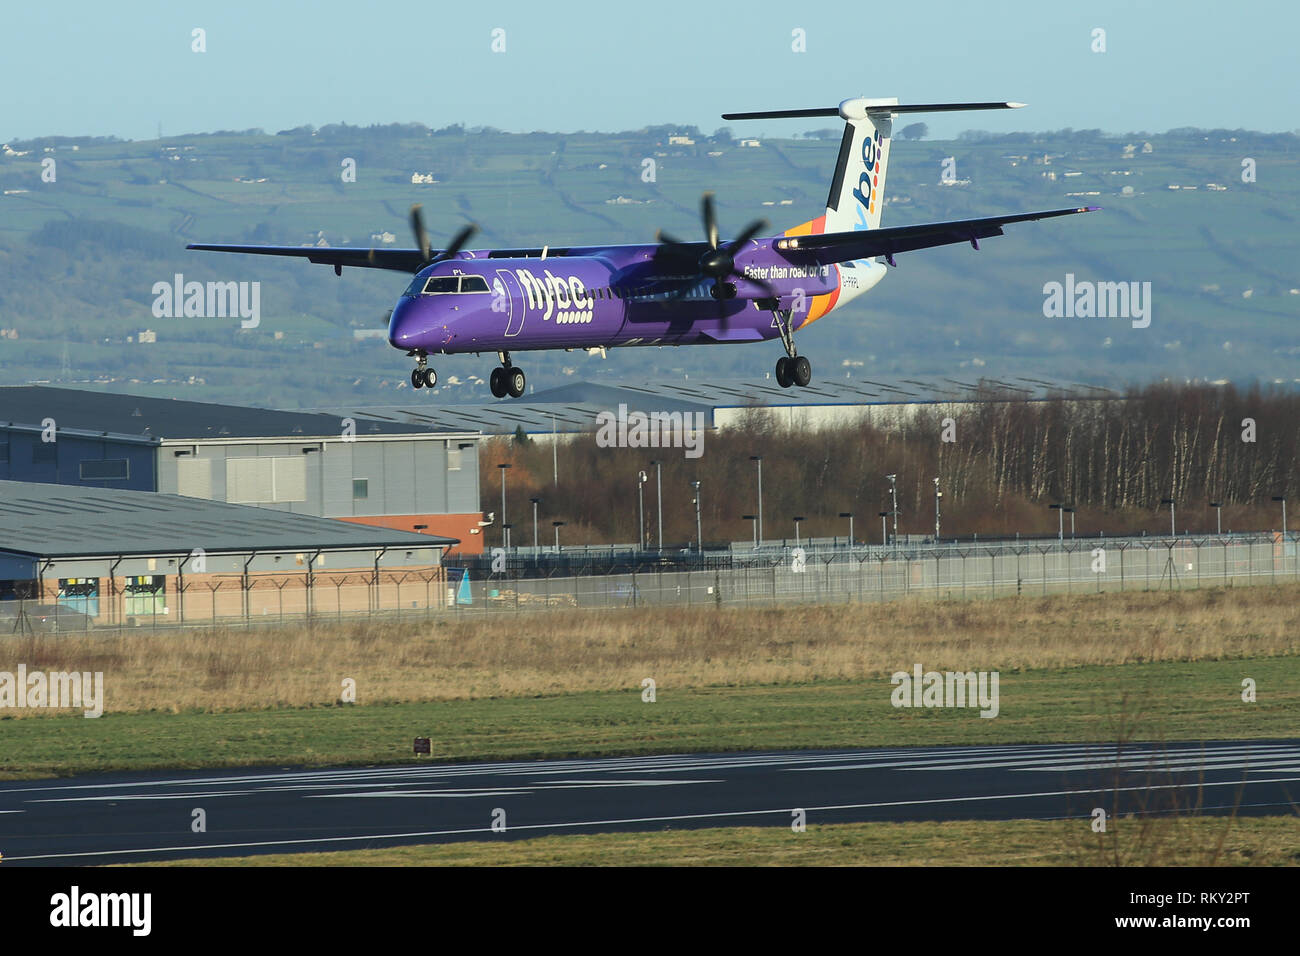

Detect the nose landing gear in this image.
[409,351,437,389]
[489,351,526,399]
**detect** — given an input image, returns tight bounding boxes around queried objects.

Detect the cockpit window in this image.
[404,275,491,296]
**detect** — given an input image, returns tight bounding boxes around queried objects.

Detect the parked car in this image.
[0,603,93,633]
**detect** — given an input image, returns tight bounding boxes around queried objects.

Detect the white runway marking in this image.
[8,772,1299,863]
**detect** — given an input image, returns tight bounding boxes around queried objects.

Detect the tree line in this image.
[482,382,1300,546]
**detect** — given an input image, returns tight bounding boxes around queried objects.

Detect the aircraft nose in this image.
[388,295,460,350]
[387,297,420,349]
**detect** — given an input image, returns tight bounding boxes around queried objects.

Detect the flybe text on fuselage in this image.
[515,267,595,324]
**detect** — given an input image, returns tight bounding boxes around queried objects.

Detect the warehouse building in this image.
[0,386,485,554]
[319,375,1116,437]
[0,480,457,627]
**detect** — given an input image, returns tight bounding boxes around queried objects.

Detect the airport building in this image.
[318,375,1116,438]
[0,480,457,627]
[0,386,486,554]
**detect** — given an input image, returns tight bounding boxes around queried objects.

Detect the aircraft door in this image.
[495,269,526,337]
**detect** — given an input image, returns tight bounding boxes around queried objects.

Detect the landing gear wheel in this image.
[506,367,526,398]
[791,355,812,387]
[775,356,793,388]
[411,368,425,389]
[421,368,437,388]
[489,366,507,398]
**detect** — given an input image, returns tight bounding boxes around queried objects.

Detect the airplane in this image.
[189,97,1098,398]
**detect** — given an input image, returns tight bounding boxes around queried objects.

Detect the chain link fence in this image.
[5,534,1293,631]
[452,533,1297,614]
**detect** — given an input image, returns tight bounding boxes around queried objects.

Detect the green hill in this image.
[0,123,1296,407]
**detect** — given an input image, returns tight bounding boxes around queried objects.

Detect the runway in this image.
[2,739,1297,865]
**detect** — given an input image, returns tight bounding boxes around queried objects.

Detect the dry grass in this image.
[4,583,1297,715]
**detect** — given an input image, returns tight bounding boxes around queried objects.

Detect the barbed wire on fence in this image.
[5,534,1294,632]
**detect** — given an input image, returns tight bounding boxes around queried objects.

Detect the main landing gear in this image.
[409,350,437,389]
[489,351,526,399]
[770,308,812,388]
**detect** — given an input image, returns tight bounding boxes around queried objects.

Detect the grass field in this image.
[5,583,1298,711]
[1,585,1297,780]
[131,816,1300,867]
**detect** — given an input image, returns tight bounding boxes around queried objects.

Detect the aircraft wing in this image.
[775,206,1098,264]
[186,243,427,273]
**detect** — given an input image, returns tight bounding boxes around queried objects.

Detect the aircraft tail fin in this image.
[724,99,1024,234]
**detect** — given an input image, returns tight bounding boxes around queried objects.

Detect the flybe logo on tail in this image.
[850,128,884,229]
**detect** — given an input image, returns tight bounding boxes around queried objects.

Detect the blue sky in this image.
[6,0,1297,141]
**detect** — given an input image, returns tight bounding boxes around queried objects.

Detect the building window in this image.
[353,479,369,499]
[58,577,100,617]
[124,575,165,617]
[79,459,130,480]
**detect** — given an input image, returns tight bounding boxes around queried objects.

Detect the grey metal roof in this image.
[317,375,1115,435]
[533,375,1113,407]
[313,400,705,436]
[0,386,473,442]
[0,480,457,558]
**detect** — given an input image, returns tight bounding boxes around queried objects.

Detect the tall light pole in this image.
[552,520,565,552]
[691,480,702,554]
[1210,500,1222,535]
[1064,506,1075,538]
[551,414,558,487]
[839,512,854,551]
[1050,503,1063,546]
[530,497,540,553]
[650,459,664,553]
[497,463,511,549]
[637,471,647,551]
[750,455,764,545]
[743,514,758,549]
[886,474,899,550]
[1273,496,1288,545]
[932,478,941,541]
[502,523,512,550]
[793,515,805,548]
[1162,497,1176,537]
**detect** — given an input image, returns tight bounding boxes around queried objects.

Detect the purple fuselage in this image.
[386,240,845,355]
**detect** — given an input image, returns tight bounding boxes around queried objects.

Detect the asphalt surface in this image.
[2,740,1297,864]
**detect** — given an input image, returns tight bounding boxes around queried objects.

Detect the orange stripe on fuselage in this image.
[799,270,841,328]
[782,216,840,328]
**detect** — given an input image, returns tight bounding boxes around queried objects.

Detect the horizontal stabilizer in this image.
[723,101,1024,121]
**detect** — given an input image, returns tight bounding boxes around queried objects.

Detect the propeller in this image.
[656,193,773,300]
[410,204,478,268]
